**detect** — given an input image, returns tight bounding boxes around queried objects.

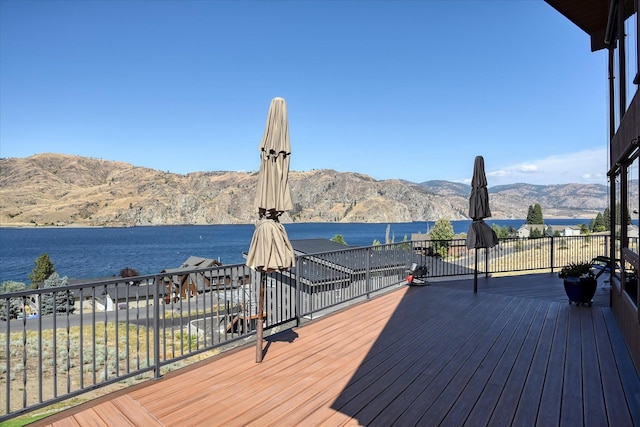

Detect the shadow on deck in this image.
[36,273,640,426]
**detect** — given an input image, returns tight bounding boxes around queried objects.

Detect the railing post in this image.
[366,247,371,299]
[550,236,555,273]
[3,299,9,415]
[484,248,489,278]
[153,275,162,380]
[294,256,301,327]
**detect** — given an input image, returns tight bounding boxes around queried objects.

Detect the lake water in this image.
[0,219,602,283]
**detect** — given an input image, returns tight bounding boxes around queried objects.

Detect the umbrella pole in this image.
[256,272,265,363]
[474,249,478,294]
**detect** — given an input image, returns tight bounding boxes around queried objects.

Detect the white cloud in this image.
[485,148,608,186]
[516,164,538,173]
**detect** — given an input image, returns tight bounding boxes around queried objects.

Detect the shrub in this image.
[0,281,27,320]
[120,267,140,278]
[40,273,75,316]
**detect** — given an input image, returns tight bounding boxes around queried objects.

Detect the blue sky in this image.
[0,0,619,186]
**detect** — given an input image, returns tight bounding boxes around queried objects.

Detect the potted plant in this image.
[558,261,597,306]
[624,268,638,304]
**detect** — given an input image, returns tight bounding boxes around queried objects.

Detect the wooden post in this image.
[256,272,265,363]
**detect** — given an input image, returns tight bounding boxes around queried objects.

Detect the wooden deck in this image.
[36,273,640,426]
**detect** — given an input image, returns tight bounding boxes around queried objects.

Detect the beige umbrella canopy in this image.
[254,96,293,219]
[246,97,295,362]
[246,97,295,273]
[246,218,294,273]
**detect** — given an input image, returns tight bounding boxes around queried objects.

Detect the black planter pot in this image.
[563,277,597,306]
[624,274,638,305]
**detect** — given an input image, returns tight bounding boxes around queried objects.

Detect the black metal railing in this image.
[410,234,620,277]
[0,234,621,421]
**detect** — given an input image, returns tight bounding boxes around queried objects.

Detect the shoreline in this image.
[0,216,599,229]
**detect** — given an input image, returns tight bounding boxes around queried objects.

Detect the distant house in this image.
[95,284,155,312]
[288,239,359,294]
[552,225,583,236]
[161,256,250,301]
[517,224,545,238]
[617,224,639,241]
[286,239,408,312]
[290,238,407,284]
[517,224,582,238]
[67,277,136,313]
[411,232,468,256]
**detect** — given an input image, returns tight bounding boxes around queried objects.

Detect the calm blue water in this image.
[0,219,602,283]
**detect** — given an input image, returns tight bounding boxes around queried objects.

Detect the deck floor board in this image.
[34,273,640,427]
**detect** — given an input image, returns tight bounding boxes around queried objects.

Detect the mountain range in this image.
[0,153,615,227]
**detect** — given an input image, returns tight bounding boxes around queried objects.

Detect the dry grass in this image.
[0,319,223,418]
[486,237,608,273]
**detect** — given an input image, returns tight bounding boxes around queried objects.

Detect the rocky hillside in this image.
[0,153,612,227]
[421,180,613,219]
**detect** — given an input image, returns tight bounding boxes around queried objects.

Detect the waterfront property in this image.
[2,0,639,423]
[1,234,639,424]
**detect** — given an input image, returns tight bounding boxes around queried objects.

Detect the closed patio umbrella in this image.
[466,156,498,293]
[253,96,293,221]
[246,97,295,362]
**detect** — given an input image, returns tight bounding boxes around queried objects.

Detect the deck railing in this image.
[0,233,625,421]
[410,234,617,277]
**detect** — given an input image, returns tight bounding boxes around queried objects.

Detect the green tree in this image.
[398,234,412,251]
[602,202,631,231]
[526,204,544,224]
[532,204,544,224]
[430,218,454,257]
[40,272,75,316]
[529,228,543,239]
[0,281,27,320]
[28,253,56,287]
[591,213,606,232]
[617,202,633,225]
[580,224,592,243]
[526,205,534,224]
[491,224,509,239]
[603,207,611,230]
[330,234,347,245]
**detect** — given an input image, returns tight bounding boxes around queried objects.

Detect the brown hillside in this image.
[0,153,607,227]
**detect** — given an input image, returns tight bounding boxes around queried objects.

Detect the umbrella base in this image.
[406,264,429,286]
[407,277,429,286]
